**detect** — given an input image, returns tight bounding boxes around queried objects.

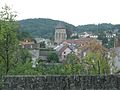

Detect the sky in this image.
[0,0,120,26]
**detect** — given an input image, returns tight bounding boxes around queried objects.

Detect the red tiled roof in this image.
[63,38,93,45]
[63,38,98,45]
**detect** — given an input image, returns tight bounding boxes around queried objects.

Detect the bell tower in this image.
[54,23,67,44]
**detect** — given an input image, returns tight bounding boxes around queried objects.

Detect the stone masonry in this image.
[2,75,120,90]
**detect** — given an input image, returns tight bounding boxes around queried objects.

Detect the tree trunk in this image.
[98,60,100,75]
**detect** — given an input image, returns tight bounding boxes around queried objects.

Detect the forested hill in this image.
[76,23,114,33]
[18,18,77,38]
[18,18,120,39]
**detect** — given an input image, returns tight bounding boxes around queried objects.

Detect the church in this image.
[54,23,67,44]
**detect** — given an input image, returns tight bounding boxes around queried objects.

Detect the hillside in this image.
[76,23,114,33]
[18,18,120,39]
[18,18,77,38]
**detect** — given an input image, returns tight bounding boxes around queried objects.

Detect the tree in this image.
[62,53,82,75]
[18,49,32,64]
[17,31,32,40]
[82,52,110,75]
[65,53,80,64]
[0,5,18,74]
[8,60,40,75]
[0,56,5,89]
[97,31,108,47]
[77,41,112,75]
[47,52,59,63]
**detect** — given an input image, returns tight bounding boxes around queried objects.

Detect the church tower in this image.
[54,23,67,44]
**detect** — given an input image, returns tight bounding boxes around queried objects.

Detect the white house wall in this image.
[61,48,72,62]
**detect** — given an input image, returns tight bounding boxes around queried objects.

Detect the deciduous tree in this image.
[82,52,110,75]
[0,5,18,74]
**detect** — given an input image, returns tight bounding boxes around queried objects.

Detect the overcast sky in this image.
[0,0,120,26]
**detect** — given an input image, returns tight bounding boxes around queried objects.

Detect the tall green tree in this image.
[82,52,110,75]
[0,5,18,74]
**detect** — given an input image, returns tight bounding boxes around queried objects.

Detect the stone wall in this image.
[2,75,120,90]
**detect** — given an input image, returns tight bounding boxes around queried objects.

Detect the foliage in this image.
[47,52,59,63]
[106,38,115,48]
[9,61,39,75]
[0,73,3,90]
[18,49,32,64]
[113,24,120,30]
[19,18,76,38]
[17,31,32,40]
[77,23,114,33]
[0,5,18,74]
[65,53,80,64]
[78,41,111,75]
[97,31,108,44]
[82,52,110,75]
[0,6,115,76]
[78,39,108,56]
[18,18,120,41]
[0,58,5,89]
[7,52,112,75]
[97,31,115,48]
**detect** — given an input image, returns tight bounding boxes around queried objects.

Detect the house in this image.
[54,44,77,62]
[34,38,53,48]
[19,39,40,49]
[19,39,40,67]
[58,45,71,62]
[20,38,57,64]
[39,48,56,61]
[78,32,98,38]
[63,37,101,45]
[63,37,103,58]
[54,37,104,62]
